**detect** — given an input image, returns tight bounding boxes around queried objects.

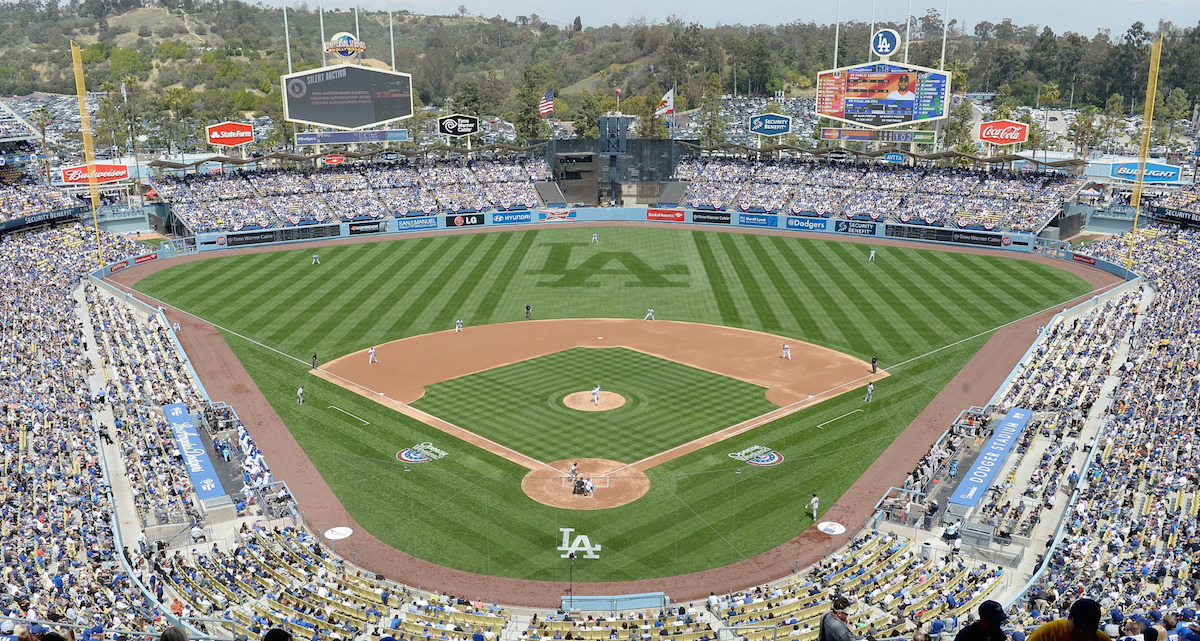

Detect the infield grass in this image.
[136,226,1093,581]
[412,347,775,463]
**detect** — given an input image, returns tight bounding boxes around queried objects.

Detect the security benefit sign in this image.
[162,403,228,502]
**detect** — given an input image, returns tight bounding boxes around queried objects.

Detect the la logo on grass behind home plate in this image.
[558,527,601,559]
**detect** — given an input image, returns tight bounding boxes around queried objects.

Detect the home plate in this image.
[598,336,603,339]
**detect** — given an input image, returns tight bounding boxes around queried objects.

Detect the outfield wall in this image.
[180,208,1041,254]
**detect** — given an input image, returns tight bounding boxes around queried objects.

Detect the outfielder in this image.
[455,318,464,333]
[868,249,875,262]
[591,232,599,244]
[781,343,791,360]
[312,253,320,265]
[864,381,874,403]
[368,346,377,364]
[644,307,655,320]
[591,384,601,405]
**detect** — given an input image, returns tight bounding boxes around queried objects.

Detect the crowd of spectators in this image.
[674,159,1080,232]
[0,172,79,222]
[1157,184,1200,215]
[151,157,551,232]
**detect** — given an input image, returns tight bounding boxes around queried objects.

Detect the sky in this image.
[278,0,1200,36]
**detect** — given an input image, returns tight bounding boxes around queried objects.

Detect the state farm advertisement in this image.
[60,163,129,185]
[977,119,1028,146]
[206,121,255,147]
[647,208,685,222]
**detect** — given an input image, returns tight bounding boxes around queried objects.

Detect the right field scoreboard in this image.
[816,62,950,130]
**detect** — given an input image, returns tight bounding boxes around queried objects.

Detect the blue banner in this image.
[835,220,877,236]
[396,216,438,231]
[1109,161,1181,183]
[492,211,532,224]
[948,408,1032,508]
[162,403,227,502]
[786,217,827,232]
[738,213,778,228]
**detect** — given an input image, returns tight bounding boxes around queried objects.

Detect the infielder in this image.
[868,249,875,262]
[591,384,601,405]
[781,343,791,360]
[455,318,464,333]
[809,493,819,520]
[312,253,320,265]
[297,386,304,404]
[368,346,377,364]
[644,307,655,320]
[864,381,874,403]
[591,232,599,244]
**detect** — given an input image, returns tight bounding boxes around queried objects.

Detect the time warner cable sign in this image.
[1109,161,1181,184]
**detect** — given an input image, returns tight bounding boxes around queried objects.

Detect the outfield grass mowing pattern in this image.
[138,227,1092,581]
[412,347,777,463]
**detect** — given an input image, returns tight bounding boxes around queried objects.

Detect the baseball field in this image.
[133,225,1091,584]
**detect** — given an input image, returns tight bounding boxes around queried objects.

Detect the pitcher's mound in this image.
[522,459,650,510]
[563,391,625,411]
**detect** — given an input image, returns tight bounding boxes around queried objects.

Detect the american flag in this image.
[538,89,554,116]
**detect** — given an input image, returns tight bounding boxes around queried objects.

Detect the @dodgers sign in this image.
[871,29,901,58]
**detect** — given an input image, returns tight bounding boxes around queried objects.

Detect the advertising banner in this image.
[692,211,731,224]
[1071,253,1097,266]
[446,213,485,227]
[834,220,876,236]
[539,209,578,221]
[738,213,778,227]
[976,119,1028,146]
[492,211,532,224]
[397,216,438,231]
[1109,161,1182,183]
[348,221,386,235]
[163,403,227,502]
[786,217,828,231]
[60,163,129,185]
[647,208,686,222]
[133,252,159,265]
[206,121,254,147]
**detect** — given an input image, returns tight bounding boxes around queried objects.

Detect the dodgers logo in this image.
[558,527,601,559]
[787,217,826,231]
[396,442,447,463]
[729,445,784,466]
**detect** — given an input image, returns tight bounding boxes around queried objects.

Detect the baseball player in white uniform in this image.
[368,346,377,364]
[809,493,819,520]
[868,249,875,262]
[297,386,304,404]
[781,344,791,360]
[864,381,874,402]
[312,253,320,265]
[644,307,655,320]
[591,232,599,244]
[455,318,464,333]
[591,384,601,405]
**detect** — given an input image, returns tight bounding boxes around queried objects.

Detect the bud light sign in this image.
[1109,162,1181,183]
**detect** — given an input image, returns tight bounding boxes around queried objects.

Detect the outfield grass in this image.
[137,226,1091,581]
[412,347,776,463]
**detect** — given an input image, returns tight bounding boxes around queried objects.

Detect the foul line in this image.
[328,405,369,425]
[818,409,863,430]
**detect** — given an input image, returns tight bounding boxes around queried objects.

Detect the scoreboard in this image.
[817,62,950,130]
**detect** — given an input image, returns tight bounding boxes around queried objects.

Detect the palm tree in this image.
[122,74,143,204]
[30,107,54,184]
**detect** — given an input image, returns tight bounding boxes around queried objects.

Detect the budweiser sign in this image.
[206,121,254,147]
[60,163,129,184]
[325,154,345,165]
[978,120,1028,146]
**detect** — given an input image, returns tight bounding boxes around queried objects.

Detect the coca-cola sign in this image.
[206,121,254,147]
[60,163,129,184]
[977,120,1028,146]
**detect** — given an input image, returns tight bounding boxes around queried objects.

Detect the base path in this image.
[107,223,1126,607]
